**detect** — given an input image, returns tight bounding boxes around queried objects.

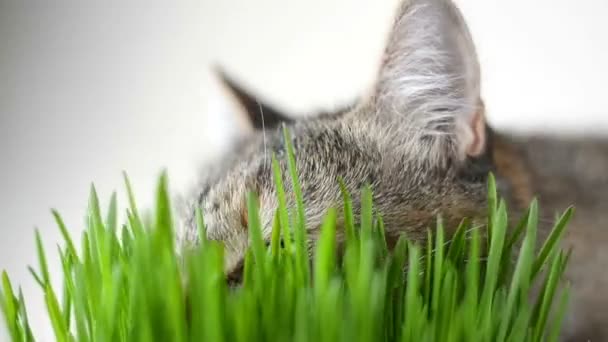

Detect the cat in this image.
[180,0,608,340]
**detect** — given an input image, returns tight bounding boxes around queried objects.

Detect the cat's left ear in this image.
[211,66,294,131]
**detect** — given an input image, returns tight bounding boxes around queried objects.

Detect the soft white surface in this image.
[1,1,607,340]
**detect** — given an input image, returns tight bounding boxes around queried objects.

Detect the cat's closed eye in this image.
[226,239,286,286]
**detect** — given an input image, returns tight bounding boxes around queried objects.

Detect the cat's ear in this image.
[372,0,486,160]
[211,66,294,131]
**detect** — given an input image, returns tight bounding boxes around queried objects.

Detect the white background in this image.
[1,0,607,340]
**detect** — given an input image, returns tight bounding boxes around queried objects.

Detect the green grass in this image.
[1,128,572,342]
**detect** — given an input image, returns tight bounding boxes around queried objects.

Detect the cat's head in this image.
[195,0,493,281]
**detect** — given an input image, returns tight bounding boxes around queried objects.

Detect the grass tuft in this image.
[1,130,570,341]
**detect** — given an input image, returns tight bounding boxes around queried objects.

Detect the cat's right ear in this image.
[369,0,486,162]
[211,66,294,131]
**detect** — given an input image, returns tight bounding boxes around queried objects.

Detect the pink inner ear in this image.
[466,109,487,157]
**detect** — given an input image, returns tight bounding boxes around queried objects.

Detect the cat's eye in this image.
[263,239,286,249]
[226,239,286,287]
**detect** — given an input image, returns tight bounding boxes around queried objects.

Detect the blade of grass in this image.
[53,209,79,264]
[17,288,35,342]
[533,250,569,341]
[45,284,70,342]
[122,171,143,232]
[246,191,266,280]
[27,266,44,289]
[34,229,51,286]
[531,207,573,280]
[496,200,537,341]
[272,154,293,255]
[486,173,498,247]
[338,177,356,245]
[1,271,21,342]
[314,208,338,294]
[282,126,310,286]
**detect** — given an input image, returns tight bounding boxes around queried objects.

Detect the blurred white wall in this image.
[1,0,607,340]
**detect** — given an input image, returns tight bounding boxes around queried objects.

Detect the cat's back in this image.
[503,133,608,214]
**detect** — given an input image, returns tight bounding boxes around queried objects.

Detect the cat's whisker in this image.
[258,100,269,169]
